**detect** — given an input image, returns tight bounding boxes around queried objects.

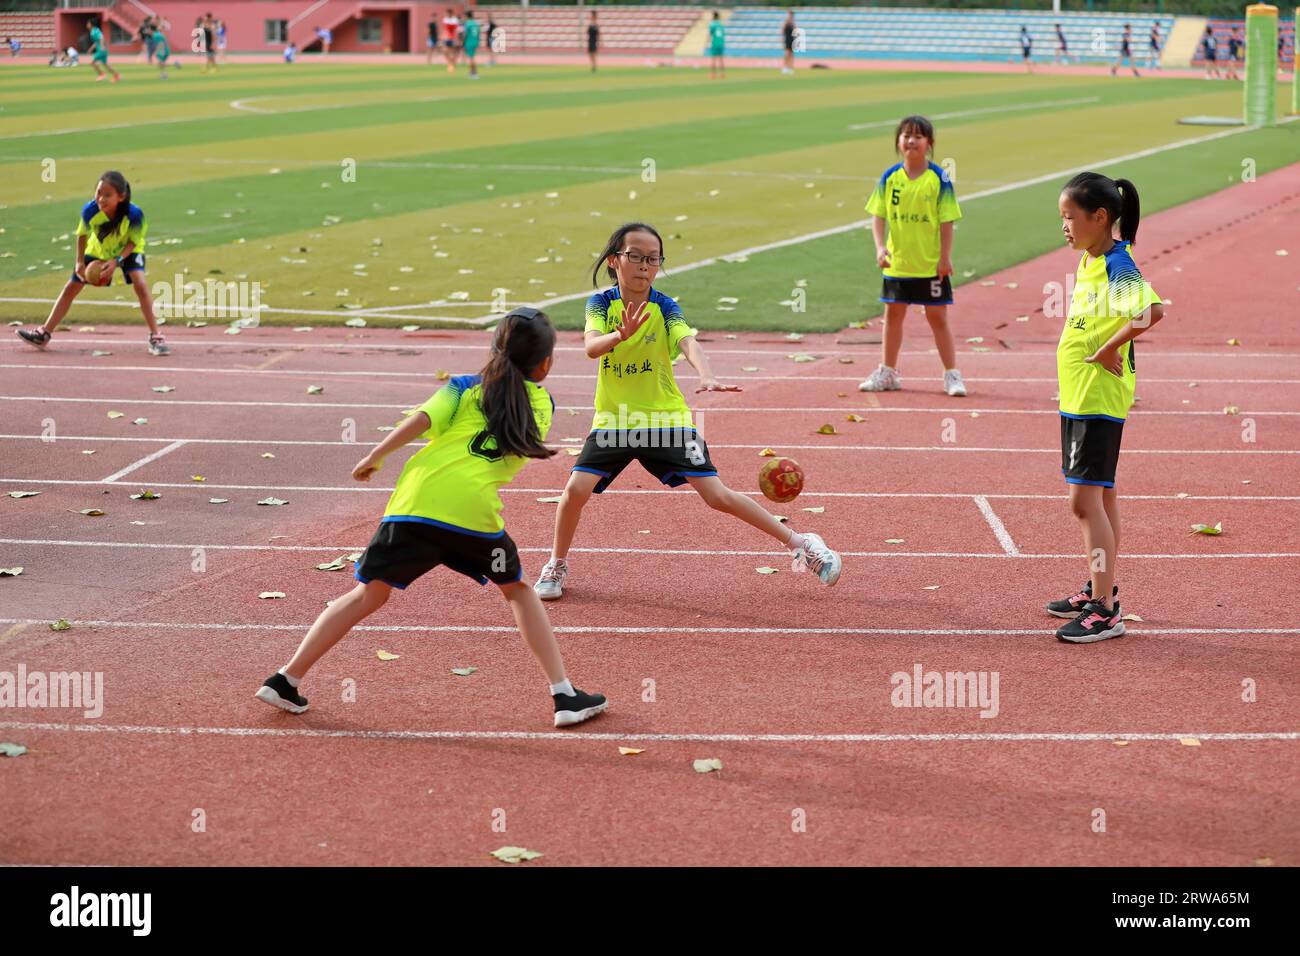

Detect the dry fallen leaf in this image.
[1112,740,1130,747]
[966,336,984,344]
[741,366,760,372]
[801,506,825,514]
[261,452,276,459]
[759,448,776,457]
[0,743,28,758]
[258,591,286,600]
[131,418,149,426]
[0,567,24,576]
[257,497,289,506]
[376,650,400,661]
[536,496,562,503]
[191,475,206,482]
[1180,738,1202,747]
[307,385,324,395]
[618,747,644,756]
[490,846,543,864]
[107,411,125,420]
[816,424,838,435]
[1189,522,1223,536]
[1176,492,1190,499]
[450,667,477,676]
[1223,405,1240,415]
[7,491,40,499]
[209,498,229,504]
[885,538,905,544]
[565,448,580,456]
[846,414,866,423]
[151,386,174,393]
[693,758,723,773]
[1254,857,1274,866]
[314,556,348,571]
[50,619,71,631]
[1122,613,1144,622]
[72,508,105,516]
[1226,338,1241,346]
[922,585,941,591]
[129,490,160,500]
[755,567,779,575]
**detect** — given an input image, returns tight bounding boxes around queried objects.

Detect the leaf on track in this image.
[693,758,723,773]
[1122,613,1144,622]
[784,333,803,343]
[816,424,838,435]
[741,366,760,372]
[1112,740,1130,747]
[7,491,40,498]
[129,490,160,500]
[450,667,477,676]
[847,321,866,329]
[401,325,421,332]
[758,447,776,457]
[92,350,112,357]
[755,566,779,574]
[82,449,96,455]
[0,743,27,758]
[107,411,125,419]
[885,538,905,544]
[565,448,580,456]
[314,556,348,571]
[536,496,562,503]
[261,452,276,459]
[1223,405,1239,415]
[846,414,866,423]
[224,326,241,336]
[1189,522,1223,536]
[376,650,400,661]
[151,385,174,393]
[922,585,941,591]
[50,619,71,631]
[1226,338,1241,346]
[258,591,286,600]
[344,318,367,328]
[307,385,324,395]
[191,475,206,482]
[209,498,229,504]
[490,846,543,864]
[131,418,149,426]
[788,353,817,363]
[293,326,313,333]
[801,506,825,514]
[619,747,644,756]
[257,497,289,506]
[1179,737,1202,747]
[71,508,105,516]
[1253,857,1274,866]
[0,567,24,576]
[965,336,985,344]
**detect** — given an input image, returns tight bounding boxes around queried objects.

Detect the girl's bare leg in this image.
[1070,484,1117,610]
[924,303,958,370]
[499,581,566,684]
[550,469,601,560]
[41,280,85,334]
[687,474,795,545]
[283,581,392,679]
[128,270,162,336]
[882,301,908,369]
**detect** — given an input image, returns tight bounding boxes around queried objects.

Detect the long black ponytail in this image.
[477,307,557,460]
[96,170,132,243]
[1062,171,1141,245]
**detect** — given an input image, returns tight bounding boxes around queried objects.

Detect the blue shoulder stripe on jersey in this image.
[878,162,904,187]
[649,287,681,318]
[1104,242,1146,290]
[125,203,145,227]
[80,200,98,225]
[448,374,480,394]
[928,161,955,192]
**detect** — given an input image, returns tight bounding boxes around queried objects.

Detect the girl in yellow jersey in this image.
[859,115,967,397]
[255,309,608,727]
[1049,172,1164,644]
[533,222,842,601]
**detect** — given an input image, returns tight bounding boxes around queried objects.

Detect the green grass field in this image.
[1,62,1296,331]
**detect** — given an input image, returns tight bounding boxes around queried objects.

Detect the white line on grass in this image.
[474,115,1300,320]
[0,721,1294,745]
[99,440,187,483]
[2,539,1297,560]
[846,96,1101,130]
[972,495,1021,556]
[1,619,1296,636]
[3,478,1297,502]
[1,434,1293,455]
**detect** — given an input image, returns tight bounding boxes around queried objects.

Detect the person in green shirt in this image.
[462,10,481,79]
[88,18,120,83]
[709,11,725,80]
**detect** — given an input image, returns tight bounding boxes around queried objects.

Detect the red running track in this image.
[0,166,1298,866]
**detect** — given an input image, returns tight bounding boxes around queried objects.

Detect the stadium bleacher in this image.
[0,10,57,55]
[1191,18,1295,68]
[724,7,1175,63]
[476,4,701,54]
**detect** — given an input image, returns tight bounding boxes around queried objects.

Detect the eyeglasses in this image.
[616,251,666,267]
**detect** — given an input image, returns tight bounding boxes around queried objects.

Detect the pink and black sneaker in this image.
[1056,600,1126,644]
[1046,581,1118,619]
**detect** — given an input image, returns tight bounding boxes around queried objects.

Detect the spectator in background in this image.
[284,41,297,64]
[216,18,226,63]
[1054,23,1071,65]
[7,37,20,57]
[781,10,796,74]
[441,8,460,72]
[1110,22,1139,77]
[487,16,498,66]
[1200,25,1219,79]
[462,10,481,79]
[66,45,79,65]
[316,25,332,55]
[708,11,725,80]
[1147,22,1162,70]
[426,16,438,64]
[1225,27,1242,81]
[1020,24,1033,72]
[199,13,217,73]
[587,11,599,73]
[139,17,153,63]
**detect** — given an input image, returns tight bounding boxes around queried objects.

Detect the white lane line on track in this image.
[99,440,187,483]
[973,495,1021,557]
[0,721,1294,744]
[2,539,1297,560]
[2,478,1297,502]
[2,619,1296,636]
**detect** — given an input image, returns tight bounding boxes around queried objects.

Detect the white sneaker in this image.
[148,334,171,356]
[858,365,901,392]
[943,369,967,397]
[792,532,842,587]
[534,558,568,601]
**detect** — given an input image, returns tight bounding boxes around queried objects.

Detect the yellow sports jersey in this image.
[382,375,554,535]
[865,162,961,278]
[584,287,698,431]
[1058,241,1160,422]
[76,200,147,260]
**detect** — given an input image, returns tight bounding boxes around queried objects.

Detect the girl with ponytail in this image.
[1048,172,1165,644]
[17,170,169,355]
[256,308,609,728]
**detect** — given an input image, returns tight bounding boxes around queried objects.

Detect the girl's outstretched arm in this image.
[353,409,432,480]
[679,335,741,392]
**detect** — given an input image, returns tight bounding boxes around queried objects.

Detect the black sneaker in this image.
[254,673,309,713]
[17,327,50,349]
[553,688,608,727]
[1047,581,1118,619]
[1056,600,1126,644]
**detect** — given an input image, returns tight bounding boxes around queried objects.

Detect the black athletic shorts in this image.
[354,519,522,588]
[71,253,145,283]
[1060,415,1124,488]
[572,428,717,494]
[881,274,953,305]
